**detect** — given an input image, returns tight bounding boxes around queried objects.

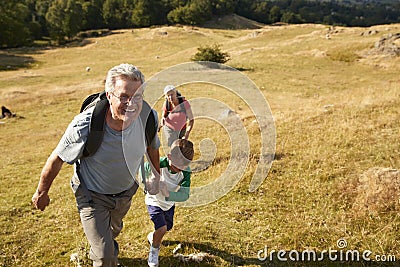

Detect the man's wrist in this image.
[36,188,49,195]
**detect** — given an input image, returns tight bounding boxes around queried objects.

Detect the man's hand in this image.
[146,174,160,195]
[159,181,170,198]
[32,190,50,211]
[146,146,160,195]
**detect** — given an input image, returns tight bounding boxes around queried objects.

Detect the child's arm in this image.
[165,170,190,202]
[140,161,153,186]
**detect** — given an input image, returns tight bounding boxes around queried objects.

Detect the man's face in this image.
[107,77,143,125]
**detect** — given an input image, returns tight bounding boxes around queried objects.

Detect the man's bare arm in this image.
[32,151,64,211]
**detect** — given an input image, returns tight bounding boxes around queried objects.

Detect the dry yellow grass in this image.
[1,22,399,266]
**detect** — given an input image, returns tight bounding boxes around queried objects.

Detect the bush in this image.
[327,50,361,62]
[191,44,230,63]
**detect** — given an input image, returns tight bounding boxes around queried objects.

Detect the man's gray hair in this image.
[105,63,145,93]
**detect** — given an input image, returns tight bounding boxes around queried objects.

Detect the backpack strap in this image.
[140,101,157,194]
[140,100,157,147]
[82,91,108,158]
[164,99,170,118]
[140,155,147,193]
[80,92,101,113]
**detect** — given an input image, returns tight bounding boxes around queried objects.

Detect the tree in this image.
[34,0,52,37]
[235,0,254,19]
[144,0,170,25]
[191,44,230,63]
[131,0,152,27]
[0,0,32,47]
[167,5,186,24]
[253,1,270,23]
[211,0,236,16]
[168,0,212,25]
[269,5,281,23]
[45,0,83,43]
[298,6,322,24]
[289,0,305,13]
[103,0,123,29]
[82,1,105,30]
[64,0,83,38]
[281,10,303,24]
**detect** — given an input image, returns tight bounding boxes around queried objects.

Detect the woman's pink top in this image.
[163,100,190,131]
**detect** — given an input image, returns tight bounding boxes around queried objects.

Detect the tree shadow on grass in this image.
[0,53,36,71]
[0,31,114,71]
[118,240,399,267]
[118,240,262,267]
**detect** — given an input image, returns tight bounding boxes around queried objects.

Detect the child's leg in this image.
[146,205,175,267]
[147,205,168,247]
[153,226,167,247]
[154,205,175,247]
[146,205,175,247]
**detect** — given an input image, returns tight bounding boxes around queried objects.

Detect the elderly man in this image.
[32,63,160,267]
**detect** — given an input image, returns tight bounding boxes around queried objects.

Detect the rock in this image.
[370,33,400,56]
[352,167,400,215]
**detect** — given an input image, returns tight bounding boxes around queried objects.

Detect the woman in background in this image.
[160,85,194,147]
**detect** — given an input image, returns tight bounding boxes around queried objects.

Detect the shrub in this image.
[327,44,367,62]
[191,44,230,63]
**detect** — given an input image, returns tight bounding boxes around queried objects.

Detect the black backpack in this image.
[76,91,157,199]
[80,91,157,157]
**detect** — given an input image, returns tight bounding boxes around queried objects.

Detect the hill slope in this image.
[0,23,399,266]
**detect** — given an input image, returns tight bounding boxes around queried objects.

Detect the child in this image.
[143,139,194,267]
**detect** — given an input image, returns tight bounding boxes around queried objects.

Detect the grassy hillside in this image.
[1,23,399,267]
